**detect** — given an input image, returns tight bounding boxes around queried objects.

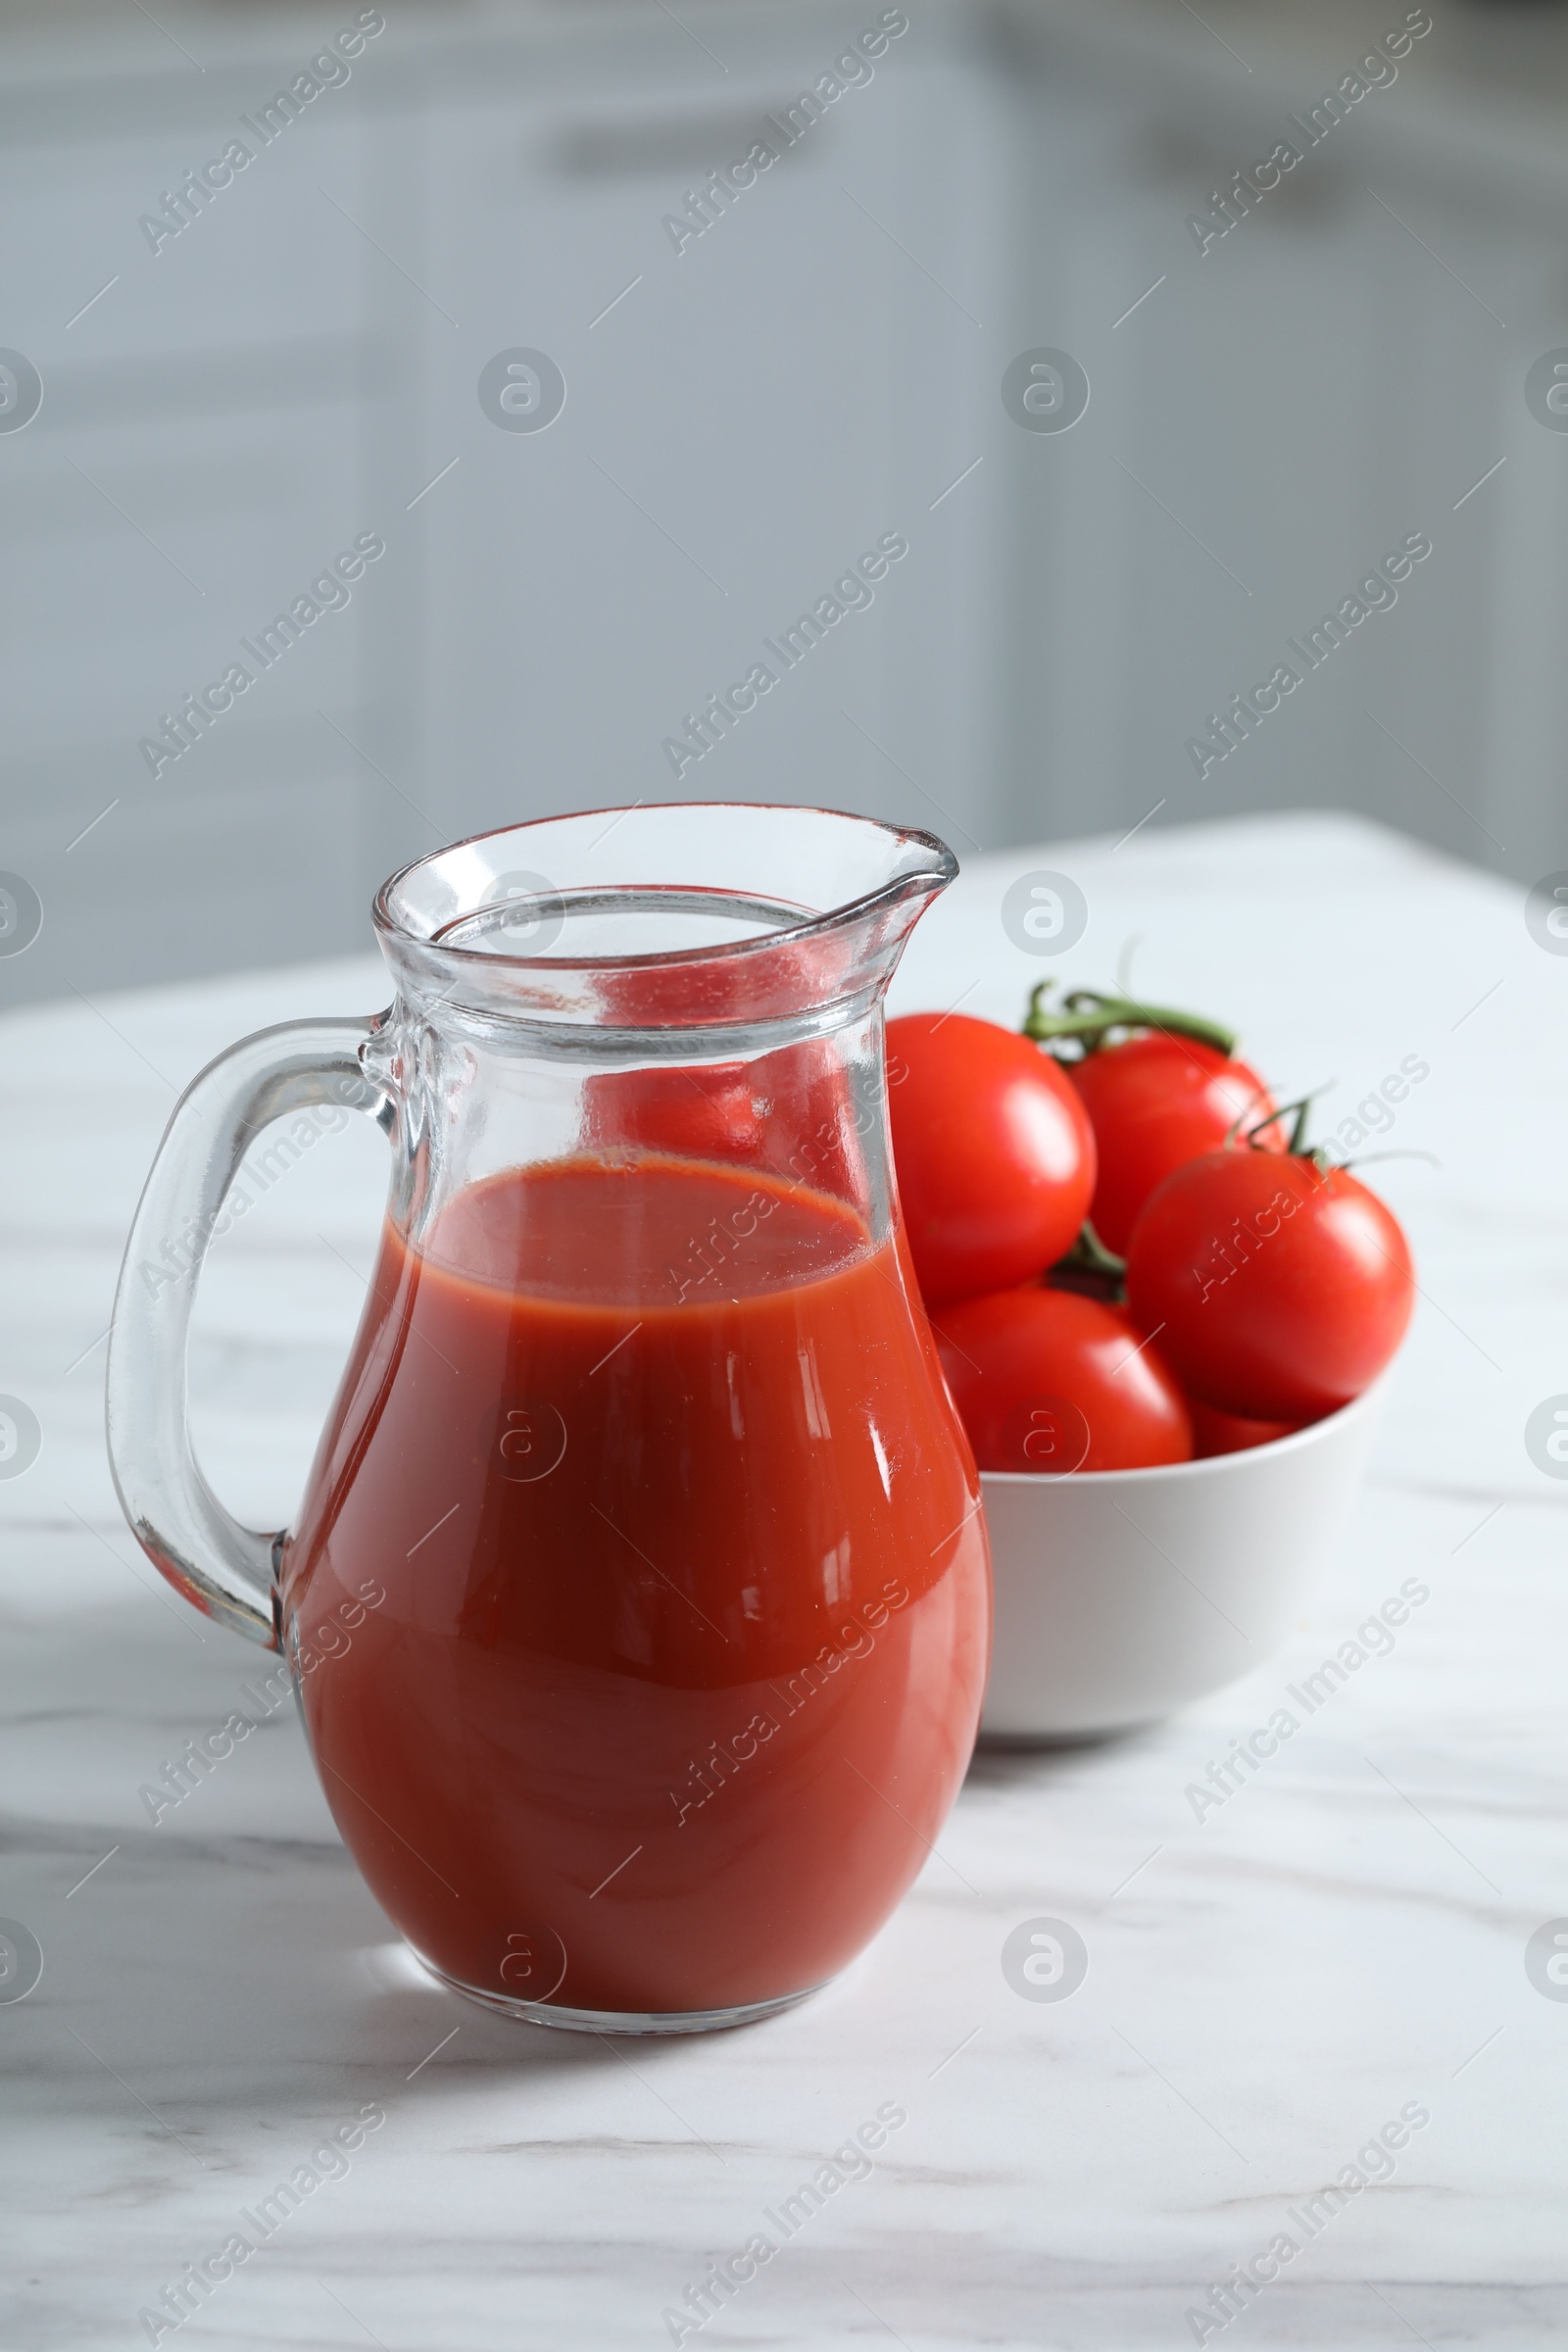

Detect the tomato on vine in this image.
[886,1012,1096,1308]
[1024,984,1283,1256]
[933,1284,1193,1473]
[1124,1102,1415,1422]
[583,1064,763,1162]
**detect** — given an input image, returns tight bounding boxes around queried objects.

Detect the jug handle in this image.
[105,1014,390,1647]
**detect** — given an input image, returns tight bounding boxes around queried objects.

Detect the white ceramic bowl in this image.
[977,1382,1385,1742]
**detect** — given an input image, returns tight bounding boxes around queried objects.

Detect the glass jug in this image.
[107,804,991,2034]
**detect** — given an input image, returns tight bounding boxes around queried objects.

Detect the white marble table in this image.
[3,810,1564,2351]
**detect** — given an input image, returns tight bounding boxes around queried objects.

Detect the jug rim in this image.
[371,802,956,1040]
[371,801,957,974]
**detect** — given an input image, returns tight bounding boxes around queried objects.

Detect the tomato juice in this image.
[283,1153,989,2020]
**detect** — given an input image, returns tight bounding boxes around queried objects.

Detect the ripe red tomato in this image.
[1187,1399,1304,1458]
[886,1013,1096,1308]
[933,1285,1193,1473]
[583,1064,763,1162]
[1125,1150,1414,1421]
[1066,1034,1282,1256]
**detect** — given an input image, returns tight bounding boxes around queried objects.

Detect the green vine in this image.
[1047,1220,1128,1302]
[1024,983,1237,1060]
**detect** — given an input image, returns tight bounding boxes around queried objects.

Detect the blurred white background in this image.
[3,0,1565,1006]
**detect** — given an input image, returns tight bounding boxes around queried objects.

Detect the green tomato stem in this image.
[1023,984,1237,1059]
[1050,1220,1129,1300]
[1250,1089,1330,1157]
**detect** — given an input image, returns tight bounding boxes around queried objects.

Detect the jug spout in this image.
[372,803,956,1039]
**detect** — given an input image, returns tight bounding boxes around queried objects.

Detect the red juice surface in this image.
[283,1154,990,2017]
